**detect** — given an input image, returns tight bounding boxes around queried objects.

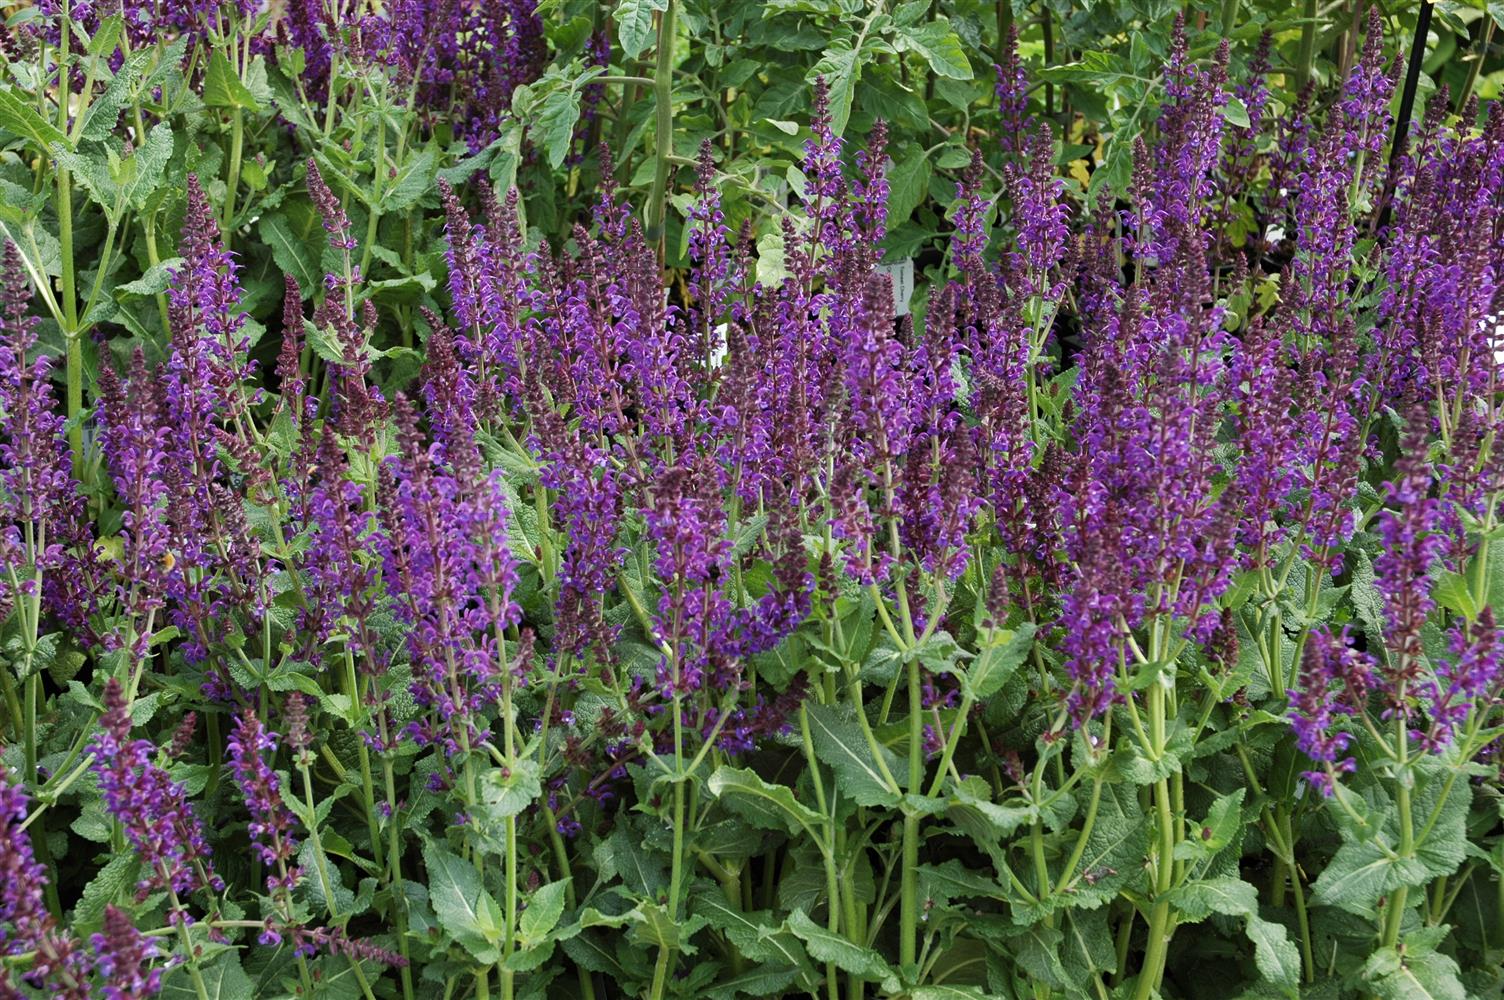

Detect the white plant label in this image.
[876,258,915,317]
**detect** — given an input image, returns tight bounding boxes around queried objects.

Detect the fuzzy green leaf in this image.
[703,965,804,1000]
[787,909,894,985]
[531,86,583,170]
[963,623,1036,701]
[160,951,254,1000]
[257,214,321,292]
[1311,838,1427,916]
[1247,914,1301,989]
[1362,942,1466,1000]
[204,50,262,111]
[694,893,816,976]
[0,90,71,152]
[803,702,901,807]
[519,879,570,946]
[708,765,826,836]
[478,757,542,819]
[808,44,862,136]
[423,843,506,963]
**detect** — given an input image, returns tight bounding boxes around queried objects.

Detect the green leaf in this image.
[1175,788,1244,862]
[1413,763,1470,881]
[1057,782,1147,909]
[595,825,667,896]
[297,837,357,916]
[379,146,436,213]
[0,89,71,152]
[703,965,803,1000]
[1167,877,1298,989]
[614,0,669,60]
[808,44,862,136]
[1166,876,1257,921]
[1247,914,1301,990]
[916,860,1007,905]
[478,757,542,819]
[1059,908,1117,986]
[79,49,150,142]
[423,843,506,963]
[1311,838,1426,916]
[204,50,262,111]
[1005,922,1071,987]
[896,19,973,80]
[786,909,893,984]
[626,900,706,953]
[910,987,1006,999]
[708,765,826,837]
[946,775,1033,846]
[963,623,1036,701]
[519,879,570,947]
[85,15,125,61]
[885,146,930,231]
[803,702,900,807]
[124,122,174,210]
[530,86,583,170]
[73,854,140,935]
[1350,550,1389,645]
[57,123,175,221]
[160,951,254,1000]
[1433,570,1479,621]
[1362,943,1467,1000]
[693,893,816,975]
[257,214,321,292]
[1221,95,1251,129]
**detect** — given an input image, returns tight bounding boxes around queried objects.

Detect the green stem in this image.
[1277,808,1315,982]
[1296,0,1320,89]
[167,889,212,1000]
[56,169,83,469]
[380,747,417,1000]
[223,106,244,241]
[1133,680,1177,1000]
[1379,711,1414,954]
[898,651,923,967]
[594,75,656,87]
[299,762,340,920]
[645,0,678,254]
[1456,17,1495,113]
[345,656,385,874]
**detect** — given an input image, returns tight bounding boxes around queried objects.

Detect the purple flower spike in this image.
[1290,627,1374,795]
[91,905,162,1000]
[1,242,90,629]
[227,711,302,893]
[89,679,222,899]
[0,777,89,999]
